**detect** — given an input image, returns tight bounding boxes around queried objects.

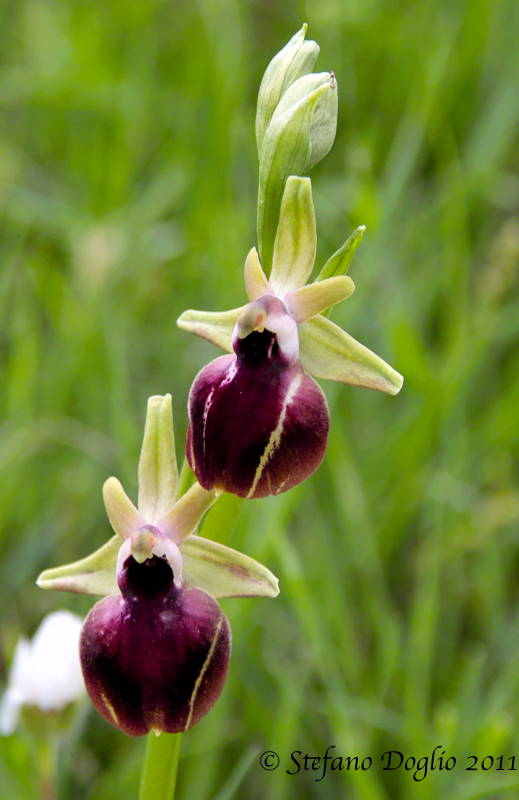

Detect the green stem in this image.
[177,459,196,499]
[38,736,57,800]
[139,732,182,800]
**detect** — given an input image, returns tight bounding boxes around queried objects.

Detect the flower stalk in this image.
[139,732,182,800]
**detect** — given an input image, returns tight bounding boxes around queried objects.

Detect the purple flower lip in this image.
[80,554,231,737]
[187,303,329,498]
[118,552,174,598]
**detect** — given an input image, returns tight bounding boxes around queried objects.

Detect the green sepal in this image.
[36,530,280,600]
[316,225,366,282]
[270,176,316,295]
[299,314,404,395]
[176,306,244,353]
[256,24,319,153]
[36,535,119,596]
[138,394,179,521]
[181,536,279,599]
[258,71,337,273]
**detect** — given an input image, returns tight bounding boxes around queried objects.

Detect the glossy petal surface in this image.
[80,556,230,736]
[187,331,329,498]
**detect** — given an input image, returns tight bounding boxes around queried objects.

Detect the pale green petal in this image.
[316,225,366,281]
[285,275,355,322]
[36,535,119,596]
[270,176,316,295]
[244,247,271,301]
[181,536,279,599]
[159,483,219,544]
[299,314,404,395]
[138,394,178,522]
[177,306,245,353]
[103,477,144,539]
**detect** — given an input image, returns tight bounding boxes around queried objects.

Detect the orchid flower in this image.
[178,177,403,498]
[37,395,278,736]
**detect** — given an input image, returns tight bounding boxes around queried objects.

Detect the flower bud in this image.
[186,298,329,498]
[80,554,230,736]
[258,71,337,271]
[256,24,320,152]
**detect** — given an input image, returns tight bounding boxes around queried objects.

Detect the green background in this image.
[1,0,519,797]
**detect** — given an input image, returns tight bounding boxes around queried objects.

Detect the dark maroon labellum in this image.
[187,328,329,498]
[80,555,231,736]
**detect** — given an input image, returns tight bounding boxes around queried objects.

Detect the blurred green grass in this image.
[1,0,519,798]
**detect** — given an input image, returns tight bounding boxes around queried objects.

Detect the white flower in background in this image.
[1,610,85,735]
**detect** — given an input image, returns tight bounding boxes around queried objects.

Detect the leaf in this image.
[316,224,366,281]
